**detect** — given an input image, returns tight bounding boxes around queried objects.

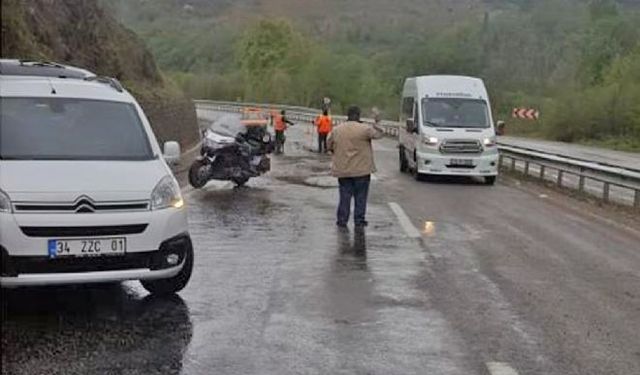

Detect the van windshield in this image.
[0,97,154,160]
[422,98,490,128]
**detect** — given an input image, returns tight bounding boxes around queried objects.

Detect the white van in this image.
[0,60,193,294]
[398,75,499,184]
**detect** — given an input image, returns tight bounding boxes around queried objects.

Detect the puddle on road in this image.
[274,174,338,188]
[271,153,335,188]
[304,176,339,188]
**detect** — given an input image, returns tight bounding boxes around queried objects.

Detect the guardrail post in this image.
[578,175,586,193]
[498,155,504,169]
[635,190,640,209]
[557,170,563,187]
[524,161,530,176]
[603,183,610,203]
[540,165,545,180]
[511,158,516,172]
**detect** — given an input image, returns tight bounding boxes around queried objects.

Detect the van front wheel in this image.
[484,176,497,185]
[141,245,193,295]
[399,147,408,173]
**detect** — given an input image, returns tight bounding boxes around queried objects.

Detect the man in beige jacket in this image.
[327,106,384,228]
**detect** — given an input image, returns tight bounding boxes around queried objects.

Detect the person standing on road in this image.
[327,106,384,228]
[272,109,294,154]
[314,109,333,153]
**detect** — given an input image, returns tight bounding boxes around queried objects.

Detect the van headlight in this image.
[151,175,184,210]
[423,136,439,146]
[0,189,12,213]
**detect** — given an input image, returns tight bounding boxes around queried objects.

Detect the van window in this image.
[0,98,154,160]
[422,98,490,129]
[401,97,414,119]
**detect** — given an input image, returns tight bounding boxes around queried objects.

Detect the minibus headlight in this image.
[483,137,497,148]
[0,189,12,213]
[423,136,439,146]
[151,175,184,210]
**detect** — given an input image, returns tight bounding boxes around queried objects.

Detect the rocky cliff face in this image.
[1,0,199,147]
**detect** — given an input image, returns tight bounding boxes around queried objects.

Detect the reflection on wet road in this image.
[3,118,640,375]
[2,285,192,374]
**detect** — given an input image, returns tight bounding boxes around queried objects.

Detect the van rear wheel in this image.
[141,245,193,295]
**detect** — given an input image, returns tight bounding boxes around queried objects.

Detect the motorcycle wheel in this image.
[188,159,210,188]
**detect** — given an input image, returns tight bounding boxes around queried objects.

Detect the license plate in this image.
[449,158,474,166]
[47,238,127,258]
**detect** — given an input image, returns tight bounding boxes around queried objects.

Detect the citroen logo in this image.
[73,195,97,213]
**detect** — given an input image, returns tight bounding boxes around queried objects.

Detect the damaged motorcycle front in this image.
[189,115,274,188]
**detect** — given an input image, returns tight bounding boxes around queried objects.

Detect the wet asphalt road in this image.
[2,116,640,375]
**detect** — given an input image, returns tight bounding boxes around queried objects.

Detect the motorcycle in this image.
[188,115,274,188]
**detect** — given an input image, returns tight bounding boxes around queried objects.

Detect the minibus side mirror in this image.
[163,141,181,165]
[496,120,506,136]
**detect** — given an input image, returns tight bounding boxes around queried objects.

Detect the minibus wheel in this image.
[399,147,408,172]
[412,151,422,181]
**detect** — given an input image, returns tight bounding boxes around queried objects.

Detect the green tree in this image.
[236,19,308,102]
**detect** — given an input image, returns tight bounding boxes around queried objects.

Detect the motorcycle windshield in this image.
[208,115,248,138]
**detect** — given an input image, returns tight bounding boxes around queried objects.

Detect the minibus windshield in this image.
[422,98,490,129]
[0,97,154,160]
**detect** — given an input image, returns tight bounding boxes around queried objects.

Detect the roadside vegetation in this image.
[1,0,200,147]
[111,0,639,151]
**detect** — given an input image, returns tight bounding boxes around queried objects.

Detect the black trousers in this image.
[317,133,328,153]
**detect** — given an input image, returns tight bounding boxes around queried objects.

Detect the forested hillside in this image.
[109,0,640,150]
[1,0,200,148]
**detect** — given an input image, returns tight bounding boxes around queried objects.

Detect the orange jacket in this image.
[315,115,332,134]
[273,114,293,131]
[274,114,286,131]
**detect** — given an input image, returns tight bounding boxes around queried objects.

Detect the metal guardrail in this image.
[194,100,401,137]
[195,100,639,209]
[498,146,640,208]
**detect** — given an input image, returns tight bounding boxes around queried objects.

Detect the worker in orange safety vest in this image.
[272,110,294,154]
[314,109,332,153]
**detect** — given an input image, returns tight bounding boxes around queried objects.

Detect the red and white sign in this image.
[512,108,540,120]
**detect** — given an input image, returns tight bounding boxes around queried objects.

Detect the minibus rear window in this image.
[0,97,154,160]
[422,98,490,129]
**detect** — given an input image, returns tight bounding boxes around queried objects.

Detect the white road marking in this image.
[388,202,421,238]
[486,362,520,375]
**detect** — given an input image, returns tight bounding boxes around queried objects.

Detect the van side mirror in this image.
[163,141,181,165]
[496,120,506,136]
